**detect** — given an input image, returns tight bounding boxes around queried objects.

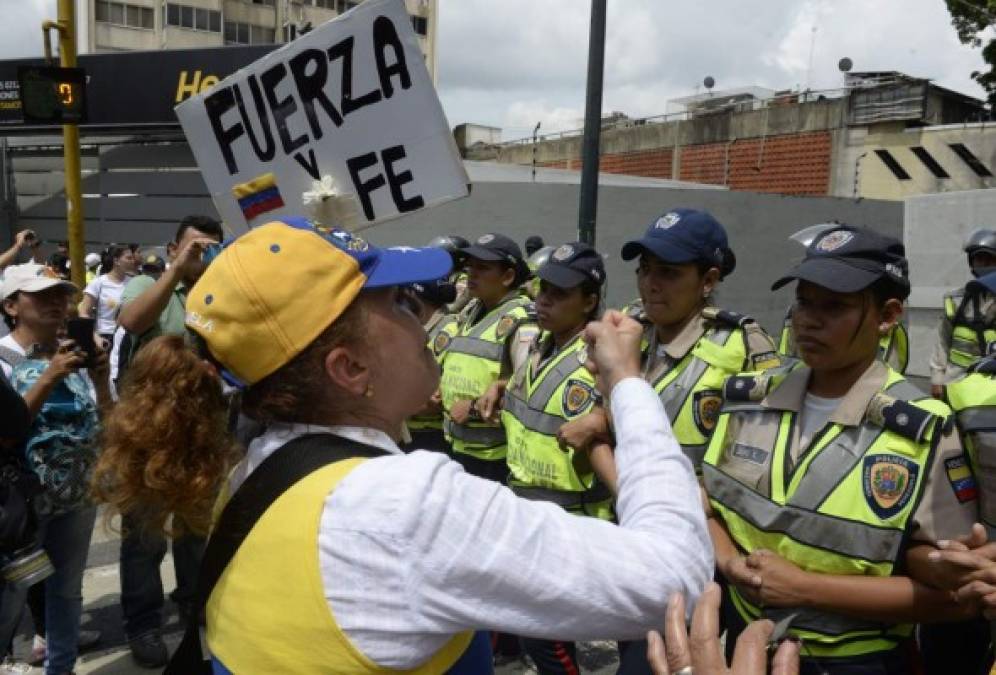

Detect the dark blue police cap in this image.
[621,208,729,268]
[536,242,605,289]
[772,224,910,298]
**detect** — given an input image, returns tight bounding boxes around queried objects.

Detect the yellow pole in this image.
[55,0,85,290]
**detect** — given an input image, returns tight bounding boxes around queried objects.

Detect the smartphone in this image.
[201,242,224,264]
[66,317,97,367]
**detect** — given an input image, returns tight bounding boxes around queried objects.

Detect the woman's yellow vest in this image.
[206,457,473,674]
[704,364,947,659]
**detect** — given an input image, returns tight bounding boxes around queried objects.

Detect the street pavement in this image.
[7,513,622,674]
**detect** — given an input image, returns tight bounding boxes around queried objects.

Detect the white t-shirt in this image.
[798,392,842,452]
[84,274,128,335]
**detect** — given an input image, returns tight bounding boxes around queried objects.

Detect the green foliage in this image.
[945,0,996,104]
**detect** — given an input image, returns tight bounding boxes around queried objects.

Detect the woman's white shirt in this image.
[232,377,711,669]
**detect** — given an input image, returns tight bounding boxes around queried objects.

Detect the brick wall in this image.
[680,131,832,195]
[534,131,832,196]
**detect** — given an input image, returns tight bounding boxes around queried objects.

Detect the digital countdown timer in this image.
[17,66,87,124]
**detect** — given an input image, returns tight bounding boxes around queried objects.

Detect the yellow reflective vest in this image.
[946,357,994,535]
[408,312,460,433]
[637,306,781,469]
[779,306,910,374]
[501,332,613,520]
[206,455,473,674]
[943,288,996,370]
[440,295,534,461]
[704,362,949,659]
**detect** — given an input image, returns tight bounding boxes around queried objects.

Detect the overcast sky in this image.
[1,0,991,141]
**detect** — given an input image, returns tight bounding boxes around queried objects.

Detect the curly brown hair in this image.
[91,335,240,537]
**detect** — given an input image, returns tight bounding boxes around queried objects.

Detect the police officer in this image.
[560,209,780,474]
[930,228,996,397]
[778,224,910,373]
[439,233,537,482]
[427,234,472,314]
[704,225,978,674]
[477,242,611,674]
[404,279,460,453]
[925,269,996,675]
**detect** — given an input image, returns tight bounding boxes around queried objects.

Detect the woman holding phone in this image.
[0,264,111,675]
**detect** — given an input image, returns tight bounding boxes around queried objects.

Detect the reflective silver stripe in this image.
[703,465,904,563]
[760,606,892,637]
[952,336,982,357]
[682,443,707,467]
[503,393,564,436]
[788,424,883,509]
[447,336,503,361]
[529,346,585,408]
[959,406,996,433]
[444,418,506,445]
[883,378,926,402]
[657,329,732,422]
[464,297,530,339]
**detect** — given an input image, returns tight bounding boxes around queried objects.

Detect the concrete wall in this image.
[365,183,902,335]
[904,188,996,377]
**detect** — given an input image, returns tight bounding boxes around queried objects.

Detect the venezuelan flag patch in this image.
[232,173,285,220]
[945,455,978,503]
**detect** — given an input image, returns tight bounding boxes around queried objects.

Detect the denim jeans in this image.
[119,512,204,639]
[0,505,96,675]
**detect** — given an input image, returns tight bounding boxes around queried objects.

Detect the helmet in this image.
[527,245,556,272]
[964,229,996,255]
[788,223,839,248]
[426,235,470,256]
[84,252,101,268]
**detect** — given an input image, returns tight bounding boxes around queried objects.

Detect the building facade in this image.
[469,72,996,201]
[82,0,438,82]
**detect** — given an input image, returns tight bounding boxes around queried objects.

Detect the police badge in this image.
[692,389,723,436]
[562,380,595,417]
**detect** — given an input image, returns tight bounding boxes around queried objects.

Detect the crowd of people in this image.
[0,207,995,675]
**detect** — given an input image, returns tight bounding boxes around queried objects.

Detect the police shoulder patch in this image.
[495,315,517,339]
[432,330,452,355]
[693,389,723,436]
[562,379,595,417]
[945,455,979,503]
[862,454,918,519]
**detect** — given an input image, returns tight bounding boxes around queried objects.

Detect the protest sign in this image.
[175,0,468,231]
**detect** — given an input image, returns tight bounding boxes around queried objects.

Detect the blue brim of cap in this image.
[969,270,996,296]
[621,237,700,263]
[771,258,880,293]
[365,246,453,288]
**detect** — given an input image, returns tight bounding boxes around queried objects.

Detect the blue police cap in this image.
[621,208,729,268]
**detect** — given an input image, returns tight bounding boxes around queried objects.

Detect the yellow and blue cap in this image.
[185,216,452,386]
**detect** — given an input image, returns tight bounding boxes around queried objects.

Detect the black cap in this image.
[536,242,605,289]
[772,225,910,298]
[461,233,525,268]
[411,279,457,307]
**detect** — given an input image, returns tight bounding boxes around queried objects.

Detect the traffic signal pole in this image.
[43,0,85,289]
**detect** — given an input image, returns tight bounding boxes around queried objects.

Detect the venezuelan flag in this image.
[232,173,285,220]
[946,456,978,503]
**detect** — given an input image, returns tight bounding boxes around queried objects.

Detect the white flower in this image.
[302,175,340,205]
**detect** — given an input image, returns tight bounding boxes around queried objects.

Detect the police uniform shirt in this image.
[642,313,709,381]
[930,289,996,385]
[731,360,976,543]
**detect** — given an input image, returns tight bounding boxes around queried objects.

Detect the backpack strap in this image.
[165,433,388,675]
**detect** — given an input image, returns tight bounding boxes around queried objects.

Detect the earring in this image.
[364,385,375,398]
